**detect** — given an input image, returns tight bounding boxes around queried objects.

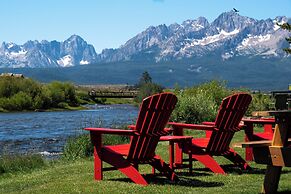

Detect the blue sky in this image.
[0,0,290,53]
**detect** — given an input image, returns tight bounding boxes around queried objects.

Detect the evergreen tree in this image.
[278,22,291,54]
[138,71,152,86]
[135,71,163,102]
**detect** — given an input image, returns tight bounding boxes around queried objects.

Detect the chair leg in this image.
[91,132,103,180]
[102,148,148,185]
[192,153,226,174]
[223,148,251,170]
[149,155,179,182]
[94,146,103,180]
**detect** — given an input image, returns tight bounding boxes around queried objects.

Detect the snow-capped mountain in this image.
[0,11,290,68]
[97,11,291,63]
[0,35,98,68]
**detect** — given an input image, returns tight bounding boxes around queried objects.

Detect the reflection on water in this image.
[0,104,138,156]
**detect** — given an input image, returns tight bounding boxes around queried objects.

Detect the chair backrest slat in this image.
[127,93,177,162]
[207,93,252,154]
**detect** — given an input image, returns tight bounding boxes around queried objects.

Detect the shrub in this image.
[171,90,219,123]
[46,81,78,107]
[135,83,163,103]
[0,77,79,111]
[10,92,33,111]
[32,86,53,109]
[0,154,45,174]
[63,134,93,160]
[171,80,232,123]
[247,92,275,115]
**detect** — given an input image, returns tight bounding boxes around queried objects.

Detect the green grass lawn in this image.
[1,131,291,194]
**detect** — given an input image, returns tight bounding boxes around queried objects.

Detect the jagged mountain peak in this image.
[65,34,86,43]
[182,17,209,31]
[212,11,256,32]
[0,35,98,68]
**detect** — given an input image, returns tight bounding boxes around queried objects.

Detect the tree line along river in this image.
[0,104,138,157]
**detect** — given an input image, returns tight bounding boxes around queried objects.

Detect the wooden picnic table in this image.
[241,110,291,194]
[242,117,275,161]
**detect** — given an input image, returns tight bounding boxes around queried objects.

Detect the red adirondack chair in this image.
[84,93,178,185]
[169,93,252,174]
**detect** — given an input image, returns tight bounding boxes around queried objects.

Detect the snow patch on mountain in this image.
[9,50,27,58]
[222,51,234,60]
[191,29,240,46]
[240,34,271,47]
[57,55,73,67]
[80,60,89,65]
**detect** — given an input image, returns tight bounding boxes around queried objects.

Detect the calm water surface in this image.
[0,104,138,156]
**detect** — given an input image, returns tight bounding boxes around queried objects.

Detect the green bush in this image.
[171,80,232,123]
[135,83,163,103]
[247,92,275,115]
[10,92,33,111]
[0,154,45,174]
[172,89,219,123]
[0,77,79,111]
[171,80,277,123]
[47,81,78,107]
[76,91,92,104]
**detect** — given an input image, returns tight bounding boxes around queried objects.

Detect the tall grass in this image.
[63,122,130,161]
[0,154,45,174]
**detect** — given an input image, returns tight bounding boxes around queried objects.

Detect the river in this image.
[0,104,138,157]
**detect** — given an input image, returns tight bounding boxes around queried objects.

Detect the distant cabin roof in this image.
[0,73,24,78]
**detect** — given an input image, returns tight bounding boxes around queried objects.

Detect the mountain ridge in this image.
[0,35,97,68]
[97,11,290,63]
[1,11,290,68]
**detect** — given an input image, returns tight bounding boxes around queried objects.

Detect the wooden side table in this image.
[159,135,193,173]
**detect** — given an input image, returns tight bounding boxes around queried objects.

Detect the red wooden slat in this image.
[144,94,177,159]
[127,93,177,162]
[138,94,163,160]
[130,95,157,160]
[207,93,252,154]
[127,96,151,159]
[142,93,177,160]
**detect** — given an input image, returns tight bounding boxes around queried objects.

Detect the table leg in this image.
[264,124,273,133]
[262,165,282,194]
[172,126,184,165]
[244,122,254,161]
[169,141,174,169]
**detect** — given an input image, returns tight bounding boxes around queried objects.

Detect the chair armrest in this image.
[84,127,137,136]
[168,122,217,131]
[233,140,272,148]
[202,121,215,126]
[127,125,136,130]
[160,135,193,141]
[127,125,172,135]
[202,121,245,128]
[234,138,291,148]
